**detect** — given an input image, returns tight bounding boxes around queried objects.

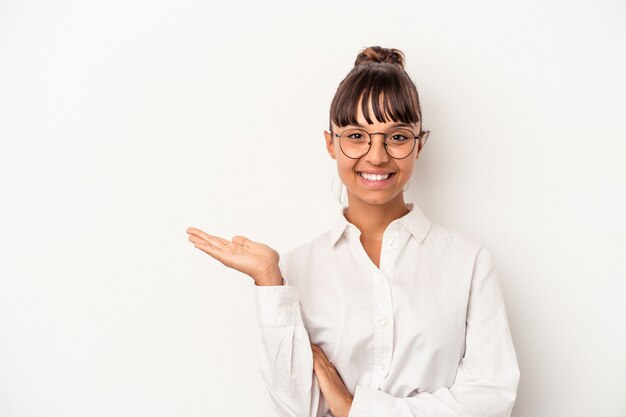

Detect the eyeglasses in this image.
[330,127,429,159]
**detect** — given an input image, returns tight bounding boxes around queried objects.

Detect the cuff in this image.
[254,284,302,327]
[348,384,396,417]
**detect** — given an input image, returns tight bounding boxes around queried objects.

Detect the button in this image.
[381,319,388,326]
[388,240,395,247]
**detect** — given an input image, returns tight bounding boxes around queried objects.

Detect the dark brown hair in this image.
[329,46,425,134]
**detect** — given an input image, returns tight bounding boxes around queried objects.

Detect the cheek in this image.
[336,158,357,178]
[396,162,414,177]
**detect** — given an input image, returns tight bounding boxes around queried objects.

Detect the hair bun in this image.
[354,46,406,69]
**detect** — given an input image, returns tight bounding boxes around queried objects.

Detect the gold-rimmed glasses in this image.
[330,126,429,159]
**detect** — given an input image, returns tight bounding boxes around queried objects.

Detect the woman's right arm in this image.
[255,280,327,417]
[185,227,326,417]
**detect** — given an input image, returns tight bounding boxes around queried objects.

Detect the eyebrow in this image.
[349,122,414,129]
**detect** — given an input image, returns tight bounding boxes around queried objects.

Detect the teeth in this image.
[360,172,391,181]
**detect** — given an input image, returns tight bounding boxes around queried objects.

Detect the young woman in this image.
[186,46,520,417]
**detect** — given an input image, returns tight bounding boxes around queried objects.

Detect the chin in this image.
[347,189,401,204]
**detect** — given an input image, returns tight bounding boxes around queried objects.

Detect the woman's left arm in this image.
[346,246,521,417]
[311,343,354,417]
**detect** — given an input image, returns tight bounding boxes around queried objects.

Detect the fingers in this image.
[311,343,325,357]
[187,233,220,250]
[186,227,258,269]
[189,237,228,261]
[186,228,252,250]
[311,343,333,367]
[186,227,232,247]
[311,345,321,372]
[186,228,233,264]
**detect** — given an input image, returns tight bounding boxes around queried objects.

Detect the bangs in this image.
[330,65,421,129]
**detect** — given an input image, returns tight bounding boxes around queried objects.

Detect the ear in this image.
[415,130,430,160]
[324,130,336,160]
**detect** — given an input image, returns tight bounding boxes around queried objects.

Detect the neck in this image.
[344,193,410,240]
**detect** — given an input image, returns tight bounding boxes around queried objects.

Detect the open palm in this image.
[186,227,280,282]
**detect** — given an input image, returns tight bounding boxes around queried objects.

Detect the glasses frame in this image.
[329,127,429,160]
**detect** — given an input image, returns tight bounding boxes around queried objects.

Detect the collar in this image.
[330,202,431,248]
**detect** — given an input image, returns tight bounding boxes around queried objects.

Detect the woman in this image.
[186,46,520,417]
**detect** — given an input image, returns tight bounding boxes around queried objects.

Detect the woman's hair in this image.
[328,45,425,132]
[330,46,424,205]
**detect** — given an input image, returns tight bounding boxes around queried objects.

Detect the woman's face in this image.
[324,97,425,207]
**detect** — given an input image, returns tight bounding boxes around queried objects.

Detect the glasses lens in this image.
[386,129,416,159]
[339,129,370,158]
[337,128,417,159]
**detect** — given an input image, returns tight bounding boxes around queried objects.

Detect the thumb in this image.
[232,235,252,246]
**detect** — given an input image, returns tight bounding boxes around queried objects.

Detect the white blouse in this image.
[254,202,520,417]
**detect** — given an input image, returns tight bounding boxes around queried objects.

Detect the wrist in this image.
[253,265,283,286]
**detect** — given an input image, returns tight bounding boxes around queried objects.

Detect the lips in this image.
[357,172,396,179]
[356,171,396,188]
[357,171,396,175]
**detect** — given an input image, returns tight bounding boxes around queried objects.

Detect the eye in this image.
[390,134,409,142]
[342,129,367,140]
[388,129,414,142]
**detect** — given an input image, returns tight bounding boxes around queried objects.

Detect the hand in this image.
[186,227,283,285]
[311,343,353,417]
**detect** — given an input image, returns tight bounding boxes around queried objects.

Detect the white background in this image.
[1,0,625,416]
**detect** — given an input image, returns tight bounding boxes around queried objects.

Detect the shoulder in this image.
[425,221,491,263]
[421,222,498,289]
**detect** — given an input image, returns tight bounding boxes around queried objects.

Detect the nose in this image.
[364,133,390,164]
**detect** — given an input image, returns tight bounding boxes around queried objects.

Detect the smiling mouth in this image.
[357,172,396,181]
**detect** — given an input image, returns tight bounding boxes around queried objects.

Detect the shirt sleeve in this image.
[254,277,328,417]
[348,246,521,417]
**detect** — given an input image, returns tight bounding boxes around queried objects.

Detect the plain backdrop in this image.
[1,0,625,416]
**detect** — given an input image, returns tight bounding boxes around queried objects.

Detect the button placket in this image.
[353,227,397,385]
[379,229,398,382]
[372,272,384,382]
[372,269,394,384]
